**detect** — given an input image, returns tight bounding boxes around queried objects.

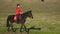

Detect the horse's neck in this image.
[22,14,28,19]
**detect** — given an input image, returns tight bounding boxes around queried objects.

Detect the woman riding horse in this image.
[14,4,22,22]
[6,11,33,33]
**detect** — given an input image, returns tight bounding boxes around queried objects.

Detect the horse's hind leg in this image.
[7,26,10,32]
[10,23,14,32]
[7,21,11,32]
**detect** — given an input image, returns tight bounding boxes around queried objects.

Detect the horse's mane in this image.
[22,11,31,15]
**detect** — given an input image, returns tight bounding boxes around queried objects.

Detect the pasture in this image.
[0,0,60,34]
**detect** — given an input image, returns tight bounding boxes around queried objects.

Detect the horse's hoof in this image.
[13,28,16,32]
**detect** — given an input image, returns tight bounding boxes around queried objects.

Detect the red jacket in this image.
[16,7,22,15]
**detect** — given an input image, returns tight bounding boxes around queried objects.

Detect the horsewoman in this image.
[14,4,22,22]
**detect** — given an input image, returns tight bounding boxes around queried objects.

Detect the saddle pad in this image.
[14,16,17,21]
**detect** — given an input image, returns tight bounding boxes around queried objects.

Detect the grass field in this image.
[0,0,60,34]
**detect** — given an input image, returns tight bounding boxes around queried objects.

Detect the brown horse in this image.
[6,11,33,32]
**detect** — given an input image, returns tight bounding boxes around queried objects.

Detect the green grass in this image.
[0,0,60,34]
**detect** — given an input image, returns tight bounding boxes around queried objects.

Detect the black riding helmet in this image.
[17,4,20,6]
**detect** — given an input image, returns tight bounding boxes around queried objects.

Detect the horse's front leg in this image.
[24,25,29,34]
[24,25,27,31]
[20,25,23,33]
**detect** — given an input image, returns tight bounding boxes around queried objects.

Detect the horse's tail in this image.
[6,16,10,27]
[6,15,14,27]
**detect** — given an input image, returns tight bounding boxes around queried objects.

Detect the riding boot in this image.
[16,14,21,23]
[16,15,19,23]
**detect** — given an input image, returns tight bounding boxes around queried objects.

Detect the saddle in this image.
[14,16,17,21]
[14,15,21,21]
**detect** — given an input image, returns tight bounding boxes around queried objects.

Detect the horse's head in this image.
[27,11,33,19]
